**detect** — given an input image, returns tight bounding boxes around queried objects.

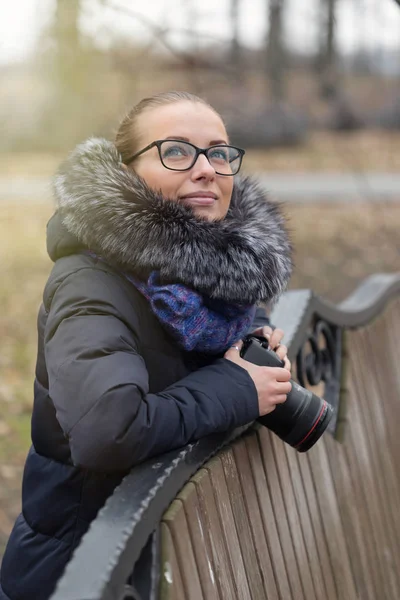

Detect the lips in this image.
[179,191,218,206]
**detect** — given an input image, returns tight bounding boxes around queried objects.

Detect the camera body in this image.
[241,335,333,452]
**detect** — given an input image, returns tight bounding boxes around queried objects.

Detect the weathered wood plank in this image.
[191,468,238,600]
[283,443,328,600]
[369,303,400,459]
[306,439,358,599]
[269,434,317,600]
[233,438,282,599]
[204,456,252,600]
[354,327,400,563]
[234,436,283,600]
[219,447,266,600]
[159,522,186,600]
[336,375,391,599]
[295,451,338,600]
[345,356,399,598]
[256,428,306,600]
[351,329,400,575]
[325,432,378,600]
[162,498,204,600]
[179,482,220,600]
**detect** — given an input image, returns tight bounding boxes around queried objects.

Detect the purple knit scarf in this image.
[126,271,256,354]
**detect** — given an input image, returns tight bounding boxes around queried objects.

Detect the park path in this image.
[0,173,399,202]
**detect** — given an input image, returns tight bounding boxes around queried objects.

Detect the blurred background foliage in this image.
[1,0,400,151]
[0,0,399,557]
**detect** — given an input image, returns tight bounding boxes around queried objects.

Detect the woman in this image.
[0,91,292,600]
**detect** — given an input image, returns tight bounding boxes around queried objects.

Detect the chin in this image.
[193,206,224,221]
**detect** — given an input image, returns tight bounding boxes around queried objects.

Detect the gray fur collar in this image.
[53,138,292,304]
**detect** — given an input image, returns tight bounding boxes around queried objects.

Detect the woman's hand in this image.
[224,341,292,417]
[250,325,291,371]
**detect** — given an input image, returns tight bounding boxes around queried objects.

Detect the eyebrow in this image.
[165,135,229,145]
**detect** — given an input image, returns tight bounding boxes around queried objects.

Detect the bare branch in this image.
[102,1,194,64]
[101,1,228,62]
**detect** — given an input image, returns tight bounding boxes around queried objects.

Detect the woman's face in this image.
[131,101,234,221]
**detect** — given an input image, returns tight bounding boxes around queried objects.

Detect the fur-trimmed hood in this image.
[50,137,292,305]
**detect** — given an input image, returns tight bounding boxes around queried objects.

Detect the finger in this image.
[262,366,291,381]
[275,344,288,361]
[262,325,273,339]
[275,394,288,404]
[274,367,291,382]
[284,357,291,371]
[251,325,273,340]
[260,366,283,377]
[276,380,292,395]
[269,328,284,349]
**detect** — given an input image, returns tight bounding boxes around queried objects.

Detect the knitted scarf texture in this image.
[84,251,254,353]
[126,271,256,354]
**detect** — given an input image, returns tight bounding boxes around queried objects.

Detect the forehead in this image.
[136,101,228,145]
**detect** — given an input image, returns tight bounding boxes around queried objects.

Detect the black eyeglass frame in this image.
[125,139,245,176]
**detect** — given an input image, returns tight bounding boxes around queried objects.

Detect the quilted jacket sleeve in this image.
[44,266,259,472]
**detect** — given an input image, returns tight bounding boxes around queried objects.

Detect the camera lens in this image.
[242,336,334,452]
[291,394,333,452]
[259,385,333,452]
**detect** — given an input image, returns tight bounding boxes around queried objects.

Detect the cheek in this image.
[158,176,184,200]
[221,179,234,208]
[135,162,183,199]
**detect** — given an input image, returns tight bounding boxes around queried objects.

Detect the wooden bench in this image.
[51,272,400,600]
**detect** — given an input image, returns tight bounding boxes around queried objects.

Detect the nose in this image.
[190,153,216,181]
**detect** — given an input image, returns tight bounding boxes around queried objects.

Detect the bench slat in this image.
[282,442,328,599]
[178,482,220,600]
[205,456,252,600]
[220,448,267,600]
[162,498,204,600]
[307,439,358,599]
[159,522,186,600]
[192,468,238,599]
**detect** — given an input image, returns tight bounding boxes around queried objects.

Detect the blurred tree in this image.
[266,0,286,102]
[182,0,202,93]
[230,0,242,78]
[351,0,371,75]
[52,0,83,102]
[317,0,338,100]
[227,0,307,148]
[316,0,364,130]
[40,0,110,149]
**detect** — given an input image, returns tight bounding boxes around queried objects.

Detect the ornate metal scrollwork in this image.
[296,319,343,434]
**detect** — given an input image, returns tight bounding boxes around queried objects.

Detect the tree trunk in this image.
[319,0,338,99]
[53,0,82,94]
[230,0,241,73]
[266,0,286,102]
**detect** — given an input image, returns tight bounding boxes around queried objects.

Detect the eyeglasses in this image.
[125,139,245,176]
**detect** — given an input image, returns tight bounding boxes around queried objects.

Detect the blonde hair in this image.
[115,91,221,164]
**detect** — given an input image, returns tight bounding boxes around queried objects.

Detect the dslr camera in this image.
[241,335,333,452]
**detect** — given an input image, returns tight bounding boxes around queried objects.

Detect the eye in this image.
[208,147,229,162]
[162,143,190,159]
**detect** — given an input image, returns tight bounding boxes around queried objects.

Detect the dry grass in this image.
[245,130,400,174]
[0,198,399,558]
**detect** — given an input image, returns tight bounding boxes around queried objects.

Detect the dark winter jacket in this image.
[0,138,292,600]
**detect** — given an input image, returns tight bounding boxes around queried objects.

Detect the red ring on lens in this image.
[294,401,327,449]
